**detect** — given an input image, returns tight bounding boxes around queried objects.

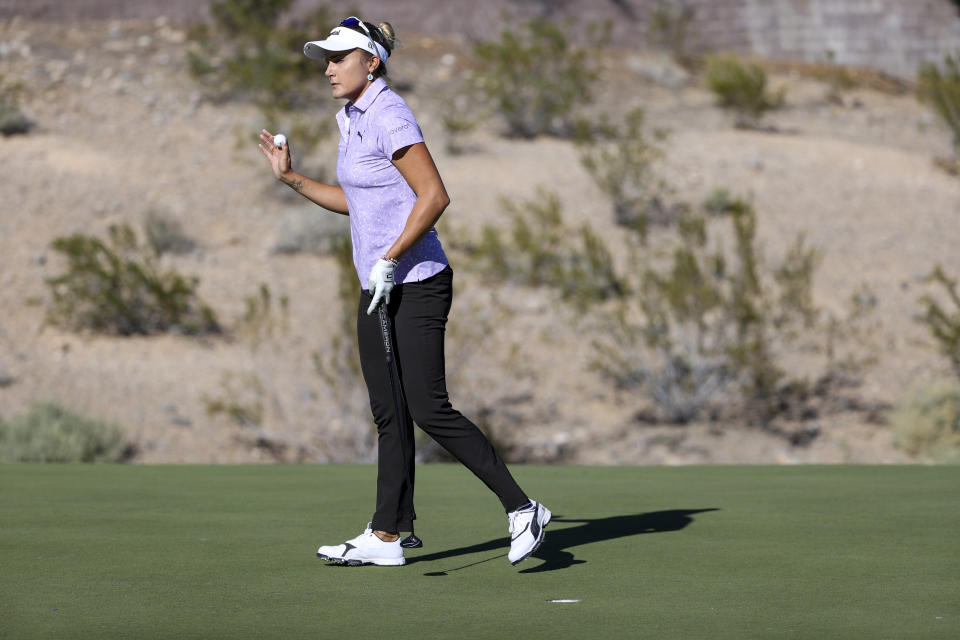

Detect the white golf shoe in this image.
[507,500,551,565]
[316,523,405,566]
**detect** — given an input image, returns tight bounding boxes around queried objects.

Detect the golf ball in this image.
[273,133,287,148]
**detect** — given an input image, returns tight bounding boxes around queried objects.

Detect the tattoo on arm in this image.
[282,176,304,192]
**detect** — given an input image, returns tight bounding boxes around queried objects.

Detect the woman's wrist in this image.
[279,171,304,193]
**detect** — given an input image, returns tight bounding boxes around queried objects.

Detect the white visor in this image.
[304,25,389,62]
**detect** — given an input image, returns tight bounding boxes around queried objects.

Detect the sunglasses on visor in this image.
[340,16,372,36]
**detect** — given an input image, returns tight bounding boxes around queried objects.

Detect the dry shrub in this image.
[465,187,627,310]
[917,265,960,378]
[0,73,31,136]
[705,54,785,128]
[575,106,669,232]
[45,224,219,336]
[918,52,960,156]
[891,380,960,463]
[0,402,133,463]
[188,0,334,155]
[472,19,598,138]
[593,198,842,427]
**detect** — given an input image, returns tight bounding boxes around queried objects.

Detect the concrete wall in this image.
[686,0,960,77]
[2,0,959,78]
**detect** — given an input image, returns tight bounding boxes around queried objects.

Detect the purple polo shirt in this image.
[335,78,449,286]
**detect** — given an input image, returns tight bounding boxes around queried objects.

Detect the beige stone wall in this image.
[686,0,960,77]
[2,0,959,77]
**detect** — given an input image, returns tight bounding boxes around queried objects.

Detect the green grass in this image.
[1,465,958,638]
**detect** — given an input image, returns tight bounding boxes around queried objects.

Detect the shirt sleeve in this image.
[375,103,424,159]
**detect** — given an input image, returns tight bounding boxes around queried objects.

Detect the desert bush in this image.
[917,264,960,378]
[0,74,32,136]
[203,372,265,428]
[703,187,738,215]
[472,19,597,138]
[188,0,334,153]
[466,187,628,309]
[917,53,960,156]
[891,380,960,463]
[575,106,669,231]
[811,51,856,104]
[45,224,219,336]
[593,198,824,424]
[0,402,131,462]
[705,54,785,128]
[648,1,696,66]
[822,284,881,377]
[144,211,197,256]
[188,0,331,110]
[439,90,484,155]
[236,282,289,345]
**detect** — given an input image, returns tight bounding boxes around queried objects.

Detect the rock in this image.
[627,53,689,89]
[0,363,14,388]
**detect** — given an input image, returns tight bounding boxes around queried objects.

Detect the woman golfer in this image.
[258,17,550,567]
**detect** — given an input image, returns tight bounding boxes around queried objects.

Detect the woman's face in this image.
[324,49,375,102]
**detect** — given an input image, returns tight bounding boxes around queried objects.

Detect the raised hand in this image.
[258,129,291,180]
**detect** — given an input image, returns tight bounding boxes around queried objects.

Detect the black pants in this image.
[357,266,529,533]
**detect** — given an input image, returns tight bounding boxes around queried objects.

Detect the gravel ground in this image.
[1,18,957,464]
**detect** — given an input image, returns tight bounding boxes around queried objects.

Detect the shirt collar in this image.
[347,77,388,113]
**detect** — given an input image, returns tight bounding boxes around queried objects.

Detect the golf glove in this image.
[366,257,396,315]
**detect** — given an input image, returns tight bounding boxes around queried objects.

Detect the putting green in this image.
[1,464,958,638]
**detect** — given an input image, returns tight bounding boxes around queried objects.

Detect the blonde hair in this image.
[348,20,397,79]
[377,22,397,51]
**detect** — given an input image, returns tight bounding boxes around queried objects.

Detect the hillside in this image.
[0,17,958,464]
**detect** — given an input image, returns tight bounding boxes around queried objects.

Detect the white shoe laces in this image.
[345,523,374,546]
[508,503,535,535]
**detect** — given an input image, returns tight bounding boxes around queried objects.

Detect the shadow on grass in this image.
[415,508,719,575]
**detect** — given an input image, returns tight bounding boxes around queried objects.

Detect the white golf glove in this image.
[366,257,396,315]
